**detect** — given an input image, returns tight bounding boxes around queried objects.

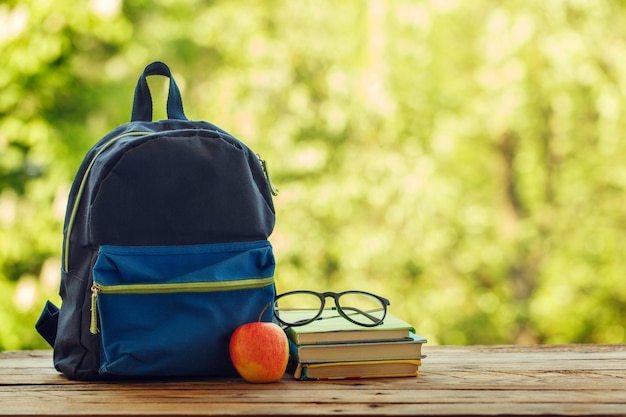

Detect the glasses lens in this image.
[337,292,386,326]
[274,292,323,326]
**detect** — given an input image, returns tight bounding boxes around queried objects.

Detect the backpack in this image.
[35,61,280,380]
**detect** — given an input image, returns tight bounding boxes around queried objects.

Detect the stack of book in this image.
[280,310,427,380]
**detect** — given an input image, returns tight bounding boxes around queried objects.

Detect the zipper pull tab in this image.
[90,284,100,334]
[257,154,280,196]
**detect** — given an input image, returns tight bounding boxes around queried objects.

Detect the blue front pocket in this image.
[91,240,275,377]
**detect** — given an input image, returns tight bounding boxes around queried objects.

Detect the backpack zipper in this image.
[90,276,274,334]
[257,154,280,196]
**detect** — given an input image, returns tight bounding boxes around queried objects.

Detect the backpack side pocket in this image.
[92,240,275,377]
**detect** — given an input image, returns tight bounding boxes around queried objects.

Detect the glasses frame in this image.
[273,290,391,328]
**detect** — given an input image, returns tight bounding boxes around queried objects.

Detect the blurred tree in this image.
[1,0,625,349]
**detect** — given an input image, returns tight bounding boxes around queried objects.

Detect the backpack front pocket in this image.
[91,240,275,378]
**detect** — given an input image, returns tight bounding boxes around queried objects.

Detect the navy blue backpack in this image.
[35,61,279,380]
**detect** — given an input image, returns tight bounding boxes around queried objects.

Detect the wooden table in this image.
[1,344,625,416]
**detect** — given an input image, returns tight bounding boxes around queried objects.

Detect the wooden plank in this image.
[7,345,624,369]
[2,386,626,403]
[1,402,625,417]
[1,346,625,416]
[2,366,625,390]
[2,368,624,391]
[3,345,625,367]
[427,344,626,353]
[1,372,624,391]
[1,392,625,416]
[1,384,625,414]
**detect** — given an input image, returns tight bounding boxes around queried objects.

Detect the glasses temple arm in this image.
[339,306,384,323]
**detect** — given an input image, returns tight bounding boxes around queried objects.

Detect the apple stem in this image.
[258,302,271,322]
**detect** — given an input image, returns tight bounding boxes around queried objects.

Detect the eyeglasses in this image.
[273,290,390,328]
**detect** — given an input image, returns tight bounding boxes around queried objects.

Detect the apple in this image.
[229,304,289,383]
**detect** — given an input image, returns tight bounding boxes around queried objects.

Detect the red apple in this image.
[229,313,289,383]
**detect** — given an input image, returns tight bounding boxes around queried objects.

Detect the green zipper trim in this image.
[257,154,280,197]
[63,131,152,271]
[90,276,274,334]
[94,276,274,295]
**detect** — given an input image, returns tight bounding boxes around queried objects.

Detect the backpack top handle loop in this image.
[130,61,188,122]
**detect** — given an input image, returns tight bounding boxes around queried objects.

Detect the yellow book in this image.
[293,359,422,380]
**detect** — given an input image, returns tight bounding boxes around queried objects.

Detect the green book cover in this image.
[288,332,427,363]
[279,310,418,344]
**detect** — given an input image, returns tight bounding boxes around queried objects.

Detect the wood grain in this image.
[1,345,625,416]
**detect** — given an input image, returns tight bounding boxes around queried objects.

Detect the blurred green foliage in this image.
[1,0,626,349]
